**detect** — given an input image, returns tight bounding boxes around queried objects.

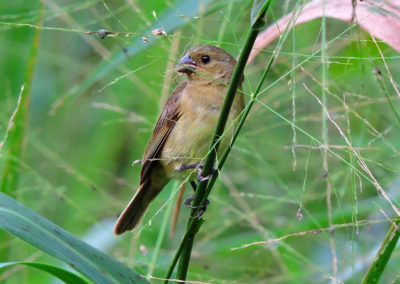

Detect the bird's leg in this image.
[176,163,200,172]
[192,199,210,219]
[192,165,216,217]
[190,181,197,191]
[184,178,210,217]
[184,195,210,218]
[177,162,212,216]
[176,162,217,182]
[184,195,197,209]
[183,181,198,209]
[197,165,217,182]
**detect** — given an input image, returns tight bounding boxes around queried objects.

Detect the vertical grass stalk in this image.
[0,10,41,196]
[164,1,273,282]
[361,218,400,284]
[320,1,338,280]
[0,2,43,263]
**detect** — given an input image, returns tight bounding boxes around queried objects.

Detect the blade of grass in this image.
[167,0,273,281]
[0,192,148,284]
[163,219,204,282]
[361,218,400,284]
[0,261,89,284]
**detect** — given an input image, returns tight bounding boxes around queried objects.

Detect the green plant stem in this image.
[172,28,279,282]
[201,52,276,198]
[0,6,42,196]
[202,0,303,202]
[164,46,274,284]
[164,219,203,281]
[165,2,309,281]
[361,218,400,284]
[175,221,201,281]
[0,2,43,264]
[170,1,272,282]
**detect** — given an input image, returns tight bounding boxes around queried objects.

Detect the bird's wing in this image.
[140,81,186,182]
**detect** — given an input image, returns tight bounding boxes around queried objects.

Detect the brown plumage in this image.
[114,45,244,235]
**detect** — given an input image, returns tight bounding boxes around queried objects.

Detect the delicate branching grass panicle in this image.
[216,0,234,48]
[159,30,182,108]
[320,1,338,280]
[0,85,24,154]
[100,0,129,32]
[291,25,297,171]
[372,36,400,124]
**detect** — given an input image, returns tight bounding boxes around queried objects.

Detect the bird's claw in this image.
[176,163,216,183]
[197,167,216,182]
[193,208,205,219]
[191,199,210,219]
[184,195,197,209]
[176,163,198,172]
[184,195,210,218]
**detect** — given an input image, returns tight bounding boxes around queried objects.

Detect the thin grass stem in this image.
[169,1,273,281]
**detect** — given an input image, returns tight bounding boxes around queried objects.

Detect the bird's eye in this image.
[201,55,210,64]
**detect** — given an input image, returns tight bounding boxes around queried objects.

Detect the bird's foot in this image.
[184,195,210,218]
[176,162,216,182]
[184,195,197,209]
[197,166,216,182]
[190,181,197,191]
[192,199,210,218]
[176,163,199,172]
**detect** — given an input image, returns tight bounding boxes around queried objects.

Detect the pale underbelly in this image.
[160,111,235,181]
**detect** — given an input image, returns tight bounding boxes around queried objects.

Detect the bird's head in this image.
[176,45,237,83]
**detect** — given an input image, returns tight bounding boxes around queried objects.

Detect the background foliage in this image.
[1,0,400,283]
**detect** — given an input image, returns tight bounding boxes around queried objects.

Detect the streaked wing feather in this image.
[140,81,186,181]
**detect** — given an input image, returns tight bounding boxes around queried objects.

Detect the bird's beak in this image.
[176,54,197,74]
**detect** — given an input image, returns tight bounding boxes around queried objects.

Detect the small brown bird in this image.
[114,45,244,235]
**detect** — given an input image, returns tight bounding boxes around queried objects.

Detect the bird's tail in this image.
[114,178,164,235]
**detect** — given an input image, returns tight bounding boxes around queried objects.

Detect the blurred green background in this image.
[1,0,400,283]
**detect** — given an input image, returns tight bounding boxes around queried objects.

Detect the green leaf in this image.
[361,218,400,284]
[250,0,271,26]
[0,261,89,284]
[51,0,214,114]
[0,193,148,284]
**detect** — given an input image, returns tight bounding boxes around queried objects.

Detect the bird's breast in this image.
[160,82,243,180]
